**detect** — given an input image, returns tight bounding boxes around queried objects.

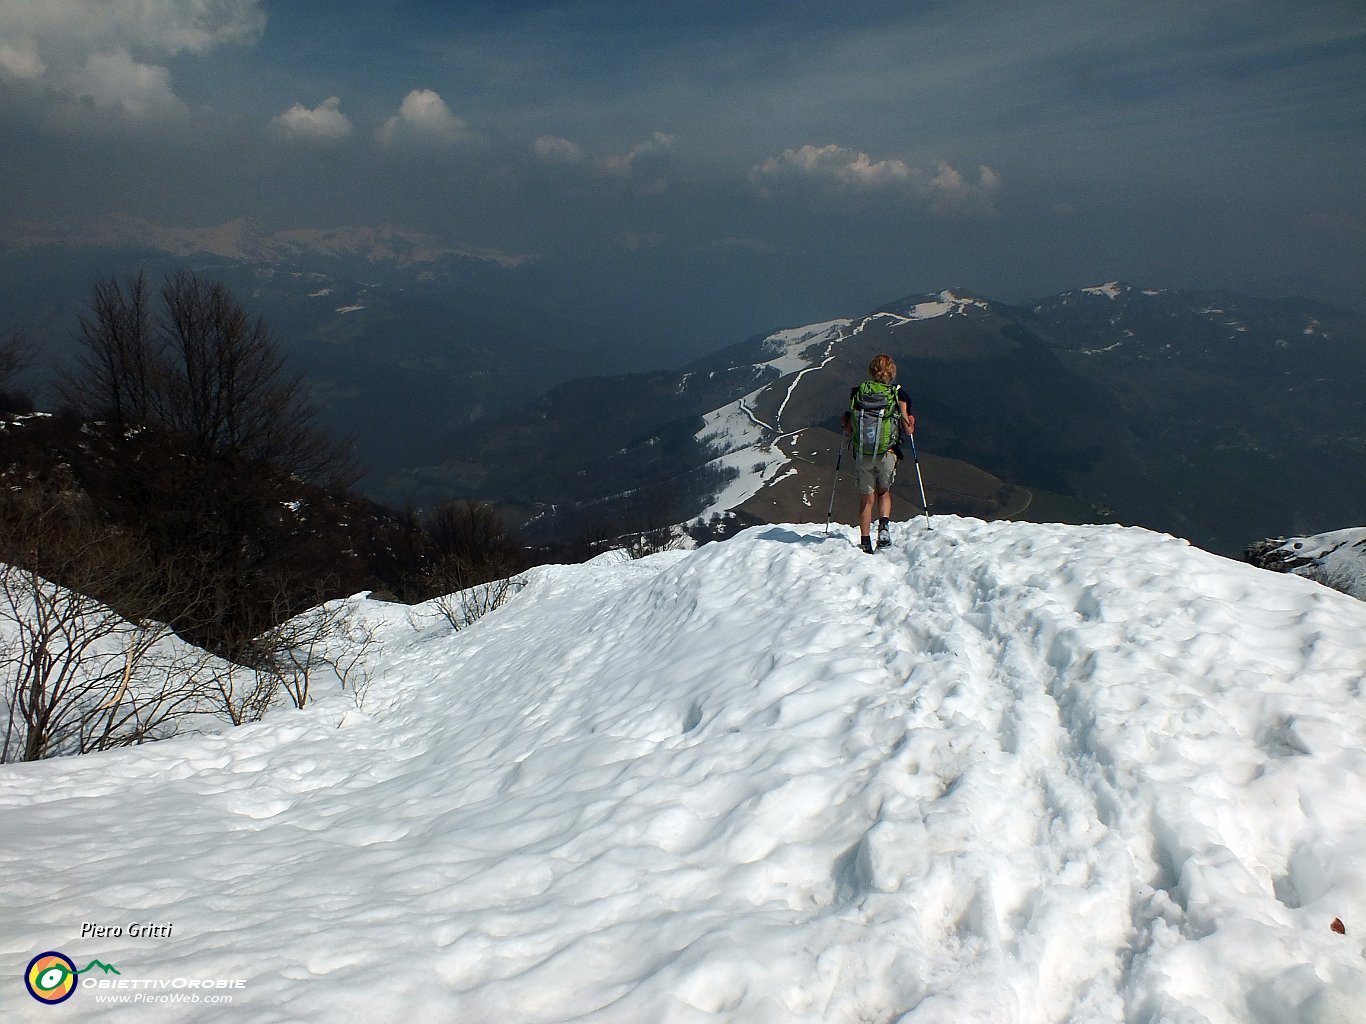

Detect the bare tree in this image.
[63,270,355,486]
[330,613,382,712]
[431,574,524,632]
[421,500,526,630]
[63,272,160,427]
[0,329,35,413]
[0,329,31,385]
[0,494,224,762]
[210,666,279,728]
[236,595,385,711]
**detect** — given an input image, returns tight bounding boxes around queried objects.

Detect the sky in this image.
[1,0,1364,345]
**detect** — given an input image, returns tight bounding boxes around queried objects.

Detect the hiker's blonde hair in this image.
[868,354,896,383]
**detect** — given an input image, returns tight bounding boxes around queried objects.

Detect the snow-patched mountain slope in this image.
[696,289,1003,460]
[4,519,1366,1023]
[690,294,1001,519]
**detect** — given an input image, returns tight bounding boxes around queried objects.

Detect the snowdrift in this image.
[4,518,1366,1023]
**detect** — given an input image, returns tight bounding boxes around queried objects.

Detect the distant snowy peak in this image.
[1043,281,1164,309]
[1076,281,1167,300]
[1083,282,1126,300]
[878,288,997,322]
[1,215,536,270]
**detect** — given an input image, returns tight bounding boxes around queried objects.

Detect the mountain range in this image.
[2,220,1362,556]
[458,284,1365,556]
[2,215,535,271]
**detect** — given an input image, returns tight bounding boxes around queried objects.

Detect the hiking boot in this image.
[860,536,875,554]
[877,523,891,549]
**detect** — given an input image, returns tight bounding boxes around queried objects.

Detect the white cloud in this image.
[749,144,910,190]
[0,35,44,79]
[377,88,469,146]
[750,144,1001,215]
[602,132,676,177]
[920,161,1002,215]
[0,0,265,56]
[68,49,184,118]
[0,0,265,117]
[534,135,584,164]
[271,96,353,142]
[535,132,677,193]
[600,132,676,193]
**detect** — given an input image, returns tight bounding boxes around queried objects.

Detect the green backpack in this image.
[851,380,899,458]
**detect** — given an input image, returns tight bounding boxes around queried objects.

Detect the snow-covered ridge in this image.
[895,288,994,320]
[3,518,1365,1022]
[693,389,789,518]
[1052,282,1167,304]
[1083,281,1127,300]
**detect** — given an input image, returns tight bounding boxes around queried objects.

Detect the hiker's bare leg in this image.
[878,488,892,522]
[858,492,875,537]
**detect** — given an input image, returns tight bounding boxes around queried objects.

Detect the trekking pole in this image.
[908,433,932,528]
[824,441,845,534]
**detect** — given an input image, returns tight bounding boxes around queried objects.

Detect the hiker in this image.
[841,353,915,553]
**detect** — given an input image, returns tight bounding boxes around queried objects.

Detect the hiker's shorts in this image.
[854,450,897,495]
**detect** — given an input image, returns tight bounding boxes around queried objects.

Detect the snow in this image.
[0,412,53,429]
[0,567,254,761]
[5,517,1366,1022]
[697,321,849,456]
[687,446,788,523]
[1080,341,1124,356]
[771,324,847,427]
[1258,528,1366,601]
[697,388,773,454]
[902,290,992,320]
[758,320,849,377]
[1083,283,1126,300]
[692,319,850,517]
